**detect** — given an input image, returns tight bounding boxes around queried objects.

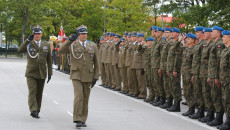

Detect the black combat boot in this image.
[208,112,224,126]
[160,97,173,109]
[152,97,165,106]
[199,109,214,123]
[218,117,230,130]
[151,96,160,104]
[56,66,60,71]
[182,106,195,116]
[166,100,181,112]
[189,107,205,119]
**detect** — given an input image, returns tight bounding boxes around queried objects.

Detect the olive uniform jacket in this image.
[58,40,99,82]
[18,40,52,79]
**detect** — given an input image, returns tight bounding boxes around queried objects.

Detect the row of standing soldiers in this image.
[98,26,230,130]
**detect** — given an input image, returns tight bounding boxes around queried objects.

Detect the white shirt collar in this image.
[34,40,41,47]
[79,40,87,47]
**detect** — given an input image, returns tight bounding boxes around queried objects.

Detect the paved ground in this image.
[0,58,217,130]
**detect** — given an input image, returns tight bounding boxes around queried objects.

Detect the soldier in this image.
[58,25,99,127]
[112,34,122,91]
[181,33,197,116]
[159,27,173,109]
[150,26,159,104]
[104,33,112,88]
[207,26,225,126]
[124,31,128,41]
[166,28,183,112]
[18,25,52,118]
[125,33,134,96]
[99,37,107,86]
[198,28,215,123]
[143,37,155,103]
[218,30,230,130]
[152,27,166,106]
[190,26,206,119]
[132,33,147,99]
[118,37,128,94]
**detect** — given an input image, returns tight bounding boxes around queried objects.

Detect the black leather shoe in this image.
[152,96,160,104]
[182,107,195,116]
[166,100,181,112]
[207,112,224,126]
[76,121,87,127]
[199,110,214,123]
[30,111,40,118]
[144,98,153,103]
[189,107,205,119]
[160,98,173,109]
[131,94,138,97]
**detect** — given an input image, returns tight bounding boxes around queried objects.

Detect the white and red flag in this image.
[57,26,67,42]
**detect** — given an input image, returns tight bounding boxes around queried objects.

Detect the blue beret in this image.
[146,37,154,41]
[203,28,212,32]
[171,28,180,33]
[151,26,158,31]
[132,32,137,37]
[222,30,230,35]
[164,27,172,32]
[128,33,132,37]
[162,37,166,40]
[194,26,205,32]
[212,26,224,31]
[115,34,121,38]
[110,33,116,36]
[186,33,197,39]
[156,27,164,32]
[137,33,144,37]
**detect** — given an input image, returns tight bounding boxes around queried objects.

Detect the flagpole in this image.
[61,20,64,71]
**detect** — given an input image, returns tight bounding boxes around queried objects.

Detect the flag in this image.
[57,26,67,42]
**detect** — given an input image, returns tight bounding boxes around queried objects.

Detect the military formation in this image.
[97,26,230,130]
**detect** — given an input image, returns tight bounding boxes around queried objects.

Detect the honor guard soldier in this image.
[207,26,225,126]
[190,26,206,119]
[181,33,196,116]
[18,25,52,118]
[58,25,99,127]
[218,30,230,130]
[143,37,155,103]
[99,37,107,86]
[198,28,215,123]
[152,27,166,106]
[166,28,183,112]
[159,27,173,109]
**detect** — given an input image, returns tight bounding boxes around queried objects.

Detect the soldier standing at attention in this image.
[181,33,196,116]
[102,33,110,87]
[118,37,129,94]
[150,26,159,104]
[143,37,155,103]
[159,27,173,109]
[198,28,215,123]
[166,28,183,112]
[18,25,52,118]
[99,37,107,87]
[218,30,230,130]
[152,27,166,106]
[207,26,225,126]
[58,25,99,127]
[190,26,206,119]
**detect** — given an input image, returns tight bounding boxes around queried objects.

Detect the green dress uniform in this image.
[58,39,99,123]
[18,39,52,115]
[112,42,121,90]
[125,42,134,95]
[99,43,106,85]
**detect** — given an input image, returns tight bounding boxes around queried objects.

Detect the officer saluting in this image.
[58,25,99,128]
[18,25,52,118]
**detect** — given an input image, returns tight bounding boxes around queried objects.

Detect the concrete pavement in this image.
[0,58,216,130]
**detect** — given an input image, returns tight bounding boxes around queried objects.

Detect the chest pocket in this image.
[74,48,84,58]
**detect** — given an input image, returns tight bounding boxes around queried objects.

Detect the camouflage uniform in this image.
[199,40,215,110]
[182,46,195,108]
[191,40,206,109]
[208,39,225,113]
[160,38,173,99]
[166,39,183,102]
[151,38,158,98]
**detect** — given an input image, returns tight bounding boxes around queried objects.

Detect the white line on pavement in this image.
[67,111,73,117]
[96,85,216,130]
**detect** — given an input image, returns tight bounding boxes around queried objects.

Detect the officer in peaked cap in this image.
[59,25,99,128]
[18,25,52,119]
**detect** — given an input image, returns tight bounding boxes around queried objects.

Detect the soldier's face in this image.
[164,31,171,38]
[204,32,211,40]
[34,33,42,41]
[211,30,220,39]
[137,37,144,42]
[79,33,87,42]
[115,37,120,42]
[151,30,156,37]
[124,36,128,40]
[196,31,203,39]
[222,35,230,45]
[185,38,194,45]
[132,37,136,41]
[172,32,179,38]
[157,31,163,38]
[147,41,152,47]
[127,37,131,42]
